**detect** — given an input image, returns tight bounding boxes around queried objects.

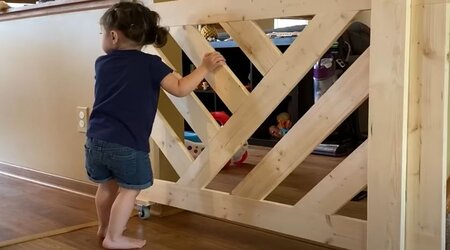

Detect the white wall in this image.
[0,9,105,181]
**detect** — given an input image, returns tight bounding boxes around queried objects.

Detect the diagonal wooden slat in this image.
[150,111,193,176]
[139,179,367,250]
[295,140,368,214]
[152,0,371,26]
[220,21,282,75]
[232,50,370,200]
[176,11,358,188]
[170,26,250,113]
[142,46,220,143]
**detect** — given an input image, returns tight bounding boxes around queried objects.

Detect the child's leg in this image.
[102,187,146,249]
[95,179,119,238]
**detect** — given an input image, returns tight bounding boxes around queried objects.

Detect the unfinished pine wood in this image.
[143,46,220,143]
[154,0,371,26]
[405,2,450,249]
[220,21,282,75]
[142,179,365,250]
[232,50,369,200]
[176,11,358,189]
[368,0,411,249]
[151,111,192,177]
[296,141,367,215]
[170,25,250,113]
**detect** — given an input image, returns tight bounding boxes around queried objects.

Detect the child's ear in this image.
[110,30,119,44]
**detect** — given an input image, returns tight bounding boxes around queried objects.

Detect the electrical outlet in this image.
[77,106,89,133]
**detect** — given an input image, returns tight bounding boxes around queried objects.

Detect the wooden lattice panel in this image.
[139,1,372,249]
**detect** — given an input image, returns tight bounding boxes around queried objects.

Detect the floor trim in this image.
[0,161,96,198]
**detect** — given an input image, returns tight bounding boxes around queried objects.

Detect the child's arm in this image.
[161,52,225,97]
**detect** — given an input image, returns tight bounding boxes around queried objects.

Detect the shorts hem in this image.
[88,176,112,184]
[117,181,152,190]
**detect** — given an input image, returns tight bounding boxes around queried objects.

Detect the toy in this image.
[200,25,218,41]
[184,112,248,167]
[0,1,10,11]
[269,112,293,139]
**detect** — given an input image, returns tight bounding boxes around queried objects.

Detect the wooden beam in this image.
[405,1,449,249]
[170,25,249,113]
[220,21,282,75]
[232,50,369,200]
[368,0,411,249]
[154,0,371,26]
[143,46,220,144]
[176,11,357,188]
[151,111,193,177]
[139,179,367,250]
[295,140,368,214]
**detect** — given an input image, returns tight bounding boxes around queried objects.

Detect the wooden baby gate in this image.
[137,1,449,250]
[140,1,371,250]
[3,0,448,249]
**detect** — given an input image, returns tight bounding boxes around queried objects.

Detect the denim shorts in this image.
[84,138,153,190]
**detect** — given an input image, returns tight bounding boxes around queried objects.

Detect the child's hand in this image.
[201,52,225,72]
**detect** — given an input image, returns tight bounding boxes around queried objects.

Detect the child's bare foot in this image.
[97,226,127,238]
[102,235,146,249]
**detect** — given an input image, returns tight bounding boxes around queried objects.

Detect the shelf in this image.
[210,37,296,49]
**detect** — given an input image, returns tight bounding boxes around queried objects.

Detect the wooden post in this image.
[369,0,449,249]
[406,1,450,249]
[368,0,411,249]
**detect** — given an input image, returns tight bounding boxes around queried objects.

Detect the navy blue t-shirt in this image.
[87,50,173,152]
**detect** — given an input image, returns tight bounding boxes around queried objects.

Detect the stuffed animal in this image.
[184,111,248,167]
[269,112,293,139]
[0,1,10,11]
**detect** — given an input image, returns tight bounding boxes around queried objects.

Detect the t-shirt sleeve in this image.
[151,56,173,85]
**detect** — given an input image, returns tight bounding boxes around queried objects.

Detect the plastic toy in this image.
[269,112,293,139]
[184,112,248,167]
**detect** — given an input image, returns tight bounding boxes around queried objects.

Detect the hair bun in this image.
[153,26,169,48]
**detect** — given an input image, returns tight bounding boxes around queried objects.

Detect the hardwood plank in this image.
[368,0,411,248]
[0,162,96,197]
[220,21,282,75]
[4,214,335,250]
[405,2,450,249]
[232,50,369,199]
[296,141,367,215]
[151,111,193,177]
[0,221,97,248]
[177,11,358,189]
[0,175,96,242]
[0,173,340,250]
[170,25,250,113]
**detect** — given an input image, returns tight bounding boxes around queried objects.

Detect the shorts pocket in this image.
[110,148,136,161]
[107,149,137,178]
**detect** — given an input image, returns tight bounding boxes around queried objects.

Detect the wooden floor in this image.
[0,173,339,250]
[208,145,367,220]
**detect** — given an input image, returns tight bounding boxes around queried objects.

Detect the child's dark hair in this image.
[100,2,168,48]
